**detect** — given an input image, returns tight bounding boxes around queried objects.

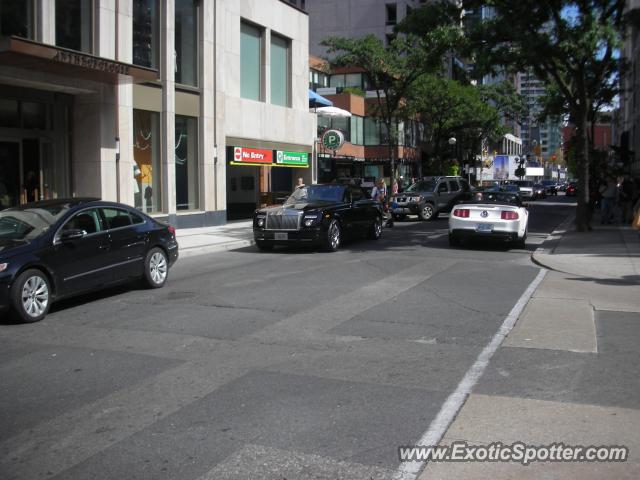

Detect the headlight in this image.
[256,217,265,227]
[303,215,318,227]
[0,263,7,273]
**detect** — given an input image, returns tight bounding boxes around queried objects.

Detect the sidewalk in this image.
[175,220,254,258]
[418,218,640,479]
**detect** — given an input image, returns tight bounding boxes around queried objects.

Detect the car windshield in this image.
[0,206,68,241]
[514,181,534,187]
[405,180,437,193]
[471,192,521,206]
[284,185,346,204]
[503,185,519,192]
[541,180,555,185]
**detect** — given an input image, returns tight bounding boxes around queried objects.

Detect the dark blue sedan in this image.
[0,198,179,323]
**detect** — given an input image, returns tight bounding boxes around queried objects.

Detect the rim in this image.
[21,275,49,318]
[149,251,168,284]
[328,221,341,250]
[374,219,382,237]
[422,205,433,218]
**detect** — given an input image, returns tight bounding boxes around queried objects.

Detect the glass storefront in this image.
[175,0,198,86]
[133,109,161,213]
[175,115,199,210]
[132,0,159,69]
[55,0,93,53]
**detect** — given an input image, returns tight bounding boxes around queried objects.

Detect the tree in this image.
[459,1,629,231]
[321,28,460,187]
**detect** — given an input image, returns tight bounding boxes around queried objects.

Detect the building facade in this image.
[0,0,315,225]
[619,0,640,176]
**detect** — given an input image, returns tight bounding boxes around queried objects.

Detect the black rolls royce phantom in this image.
[253,184,383,252]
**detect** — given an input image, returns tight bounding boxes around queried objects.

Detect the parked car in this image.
[448,191,529,249]
[533,183,547,199]
[390,176,472,221]
[0,198,179,323]
[509,180,534,200]
[540,180,558,195]
[565,182,578,196]
[253,184,382,252]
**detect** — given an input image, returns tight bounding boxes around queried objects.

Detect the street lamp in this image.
[447,137,457,175]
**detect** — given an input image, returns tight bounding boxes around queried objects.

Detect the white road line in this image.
[394,268,548,480]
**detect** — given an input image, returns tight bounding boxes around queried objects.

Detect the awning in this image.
[0,36,158,84]
[309,89,333,108]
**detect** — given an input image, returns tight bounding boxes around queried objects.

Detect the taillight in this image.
[453,209,470,218]
[168,225,176,235]
[501,211,519,220]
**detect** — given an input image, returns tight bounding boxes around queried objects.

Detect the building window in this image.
[240,21,262,101]
[133,109,161,213]
[386,3,397,25]
[0,0,34,39]
[350,116,364,145]
[175,115,199,211]
[132,0,159,69]
[175,0,198,86]
[270,33,290,107]
[56,0,92,53]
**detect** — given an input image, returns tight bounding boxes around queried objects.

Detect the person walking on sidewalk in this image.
[599,177,618,224]
[371,178,393,228]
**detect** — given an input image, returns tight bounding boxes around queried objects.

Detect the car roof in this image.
[10,198,141,211]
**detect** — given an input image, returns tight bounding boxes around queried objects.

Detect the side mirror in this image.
[59,229,86,242]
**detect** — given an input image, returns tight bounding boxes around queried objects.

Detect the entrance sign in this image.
[276,150,308,167]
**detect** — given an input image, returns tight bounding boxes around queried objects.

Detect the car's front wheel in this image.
[324,219,342,251]
[369,216,382,240]
[10,269,51,323]
[419,203,437,221]
[144,247,169,288]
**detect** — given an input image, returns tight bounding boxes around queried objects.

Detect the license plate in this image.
[476,223,493,232]
[274,232,288,240]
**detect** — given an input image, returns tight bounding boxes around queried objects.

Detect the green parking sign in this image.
[276,150,309,167]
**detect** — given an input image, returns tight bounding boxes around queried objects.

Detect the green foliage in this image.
[341,86,365,97]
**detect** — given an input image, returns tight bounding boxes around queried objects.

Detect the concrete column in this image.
[161,0,176,215]
[95,0,116,59]
[73,84,117,201]
[116,0,134,206]
[36,0,55,45]
[214,0,226,213]
[200,0,216,214]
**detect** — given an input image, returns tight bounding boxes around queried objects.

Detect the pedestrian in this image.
[296,177,305,189]
[599,177,618,224]
[371,178,393,228]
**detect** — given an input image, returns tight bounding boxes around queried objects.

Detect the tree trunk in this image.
[574,110,591,232]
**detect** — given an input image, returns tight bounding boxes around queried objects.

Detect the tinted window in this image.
[130,210,146,225]
[61,209,101,235]
[460,179,470,192]
[437,182,449,193]
[102,208,133,229]
[285,185,346,204]
[448,180,460,192]
[406,180,436,192]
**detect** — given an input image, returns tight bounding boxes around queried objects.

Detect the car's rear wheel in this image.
[514,232,527,249]
[10,269,51,323]
[144,247,168,288]
[324,219,341,251]
[256,240,274,251]
[369,216,382,240]
[419,203,436,221]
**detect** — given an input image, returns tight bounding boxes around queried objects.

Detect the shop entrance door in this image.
[0,139,45,209]
[0,141,20,209]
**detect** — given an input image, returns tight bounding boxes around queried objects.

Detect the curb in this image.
[530,213,575,271]
[179,238,255,258]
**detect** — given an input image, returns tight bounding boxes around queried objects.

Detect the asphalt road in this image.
[0,196,576,480]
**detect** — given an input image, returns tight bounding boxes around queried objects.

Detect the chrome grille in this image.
[265,211,301,231]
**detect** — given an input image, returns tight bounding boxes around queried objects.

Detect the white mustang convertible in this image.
[448,190,529,249]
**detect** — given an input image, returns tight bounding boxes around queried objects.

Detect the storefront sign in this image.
[276,150,308,167]
[230,146,273,166]
[322,129,345,150]
[53,50,130,75]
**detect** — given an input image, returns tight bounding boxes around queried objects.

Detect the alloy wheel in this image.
[149,251,168,285]
[21,275,49,318]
